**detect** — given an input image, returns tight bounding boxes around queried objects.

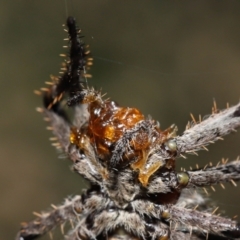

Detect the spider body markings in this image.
[16,17,240,240]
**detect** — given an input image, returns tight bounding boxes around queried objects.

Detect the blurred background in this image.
[1,1,240,239]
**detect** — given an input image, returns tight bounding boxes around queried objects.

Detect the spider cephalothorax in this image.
[16,16,240,240]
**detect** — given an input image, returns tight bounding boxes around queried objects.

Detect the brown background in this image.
[1,1,240,239]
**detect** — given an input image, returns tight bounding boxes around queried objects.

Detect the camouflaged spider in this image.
[16,16,240,240]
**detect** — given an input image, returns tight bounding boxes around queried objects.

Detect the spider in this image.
[16,16,240,240]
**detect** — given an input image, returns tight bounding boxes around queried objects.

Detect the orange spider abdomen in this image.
[88,100,145,158]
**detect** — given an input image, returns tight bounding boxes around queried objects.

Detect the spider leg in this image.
[73,155,103,184]
[37,106,104,186]
[176,102,240,155]
[16,190,109,240]
[36,15,92,158]
[131,200,240,239]
[187,159,240,188]
[170,205,240,239]
[42,109,71,153]
[15,195,82,240]
[146,159,240,201]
